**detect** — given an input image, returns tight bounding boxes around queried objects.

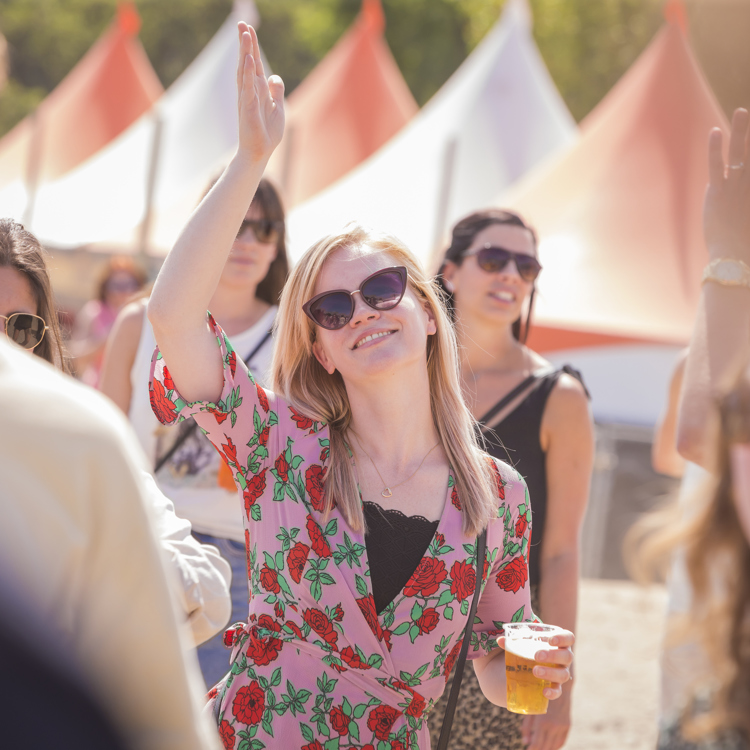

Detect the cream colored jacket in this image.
[0,338,220,750]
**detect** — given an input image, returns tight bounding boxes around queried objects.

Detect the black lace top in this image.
[363,501,439,614]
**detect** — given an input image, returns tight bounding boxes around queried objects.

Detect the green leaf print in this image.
[392,622,410,636]
[444,606,454,621]
[349,720,360,741]
[410,601,423,621]
[511,605,525,623]
[460,599,469,616]
[250,505,262,521]
[409,624,421,643]
[268,411,278,426]
[253,406,262,435]
[300,724,314,742]
[324,738,340,750]
[437,590,454,607]
[355,574,368,597]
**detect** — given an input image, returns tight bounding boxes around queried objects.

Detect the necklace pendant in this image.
[381,487,393,498]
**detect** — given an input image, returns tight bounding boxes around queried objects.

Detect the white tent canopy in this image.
[286,0,576,266]
[29,1,258,254]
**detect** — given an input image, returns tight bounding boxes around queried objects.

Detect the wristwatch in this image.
[702,258,750,288]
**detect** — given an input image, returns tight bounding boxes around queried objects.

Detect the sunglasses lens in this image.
[237,219,279,242]
[515,256,542,282]
[308,293,354,330]
[476,247,511,273]
[361,270,406,310]
[7,313,45,349]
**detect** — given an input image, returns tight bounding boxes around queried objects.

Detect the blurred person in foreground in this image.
[99,177,288,687]
[0,217,233,647]
[0,335,219,749]
[632,109,750,749]
[429,211,594,750]
[71,255,146,386]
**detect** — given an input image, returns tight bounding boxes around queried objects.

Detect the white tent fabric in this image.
[30,1,259,253]
[286,0,576,265]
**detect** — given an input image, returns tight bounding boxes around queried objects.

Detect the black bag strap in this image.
[154,328,273,473]
[477,366,557,428]
[436,526,488,750]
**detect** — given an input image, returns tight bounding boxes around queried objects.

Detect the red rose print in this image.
[256,383,269,413]
[320,445,329,462]
[150,378,178,424]
[219,719,235,749]
[449,560,476,602]
[303,608,338,648]
[290,406,314,431]
[163,366,175,392]
[435,532,445,548]
[391,741,407,750]
[301,742,324,750]
[403,557,447,597]
[443,639,463,679]
[340,646,371,670]
[306,516,332,558]
[451,485,462,511]
[356,594,379,636]
[487,458,505,499]
[245,530,252,582]
[515,514,528,538]
[244,470,267,517]
[257,425,270,447]
[285,620,305,640]
[274,600,284,619]
[275,452,290,482]
[232,681,265,725]
[406,691,426,718]
[415,607,440,635]
[362,746,375,750]
[222,436,237,465]
[260,564,280,593]
[305,464,326,511]
[496,556,528,594]
[366,704,400,741]
[331,604,344,622]
[208,406,229,424]
[227,351,237,378]
[246,621,283,666]
[223,622,244,648]
[287,541,310,583]
[330,705,350,735]
[207,685,219,701]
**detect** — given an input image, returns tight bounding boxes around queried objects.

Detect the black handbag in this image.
[435,526,488,750]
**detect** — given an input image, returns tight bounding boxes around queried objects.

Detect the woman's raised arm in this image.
[148,24,284,405]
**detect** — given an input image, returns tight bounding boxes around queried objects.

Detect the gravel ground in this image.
[566,578,667,750]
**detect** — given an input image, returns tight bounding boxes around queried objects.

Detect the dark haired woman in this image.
[429,209,594,750]
[100,176,289,687]
[0,218,70,372]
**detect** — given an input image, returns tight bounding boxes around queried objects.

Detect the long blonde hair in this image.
[271,225,497,537]
[628,371,750,738]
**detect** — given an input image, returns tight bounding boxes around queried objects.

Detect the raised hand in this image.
[704,108,750,263]
[236,23,285,163]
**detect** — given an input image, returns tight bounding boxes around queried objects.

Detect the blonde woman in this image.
[147,24,574,749]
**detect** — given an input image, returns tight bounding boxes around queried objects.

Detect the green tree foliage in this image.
[0,0,743,140]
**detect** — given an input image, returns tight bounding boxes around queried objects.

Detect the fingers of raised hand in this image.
[708,128,725,187]
[727,108,749,174]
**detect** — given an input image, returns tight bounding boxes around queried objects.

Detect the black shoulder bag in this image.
[153,329,273,473]
[436,526,488,750]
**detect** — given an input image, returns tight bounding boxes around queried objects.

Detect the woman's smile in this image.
[352,328,397,350]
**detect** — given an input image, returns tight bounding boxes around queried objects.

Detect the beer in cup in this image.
[504,623,565,715]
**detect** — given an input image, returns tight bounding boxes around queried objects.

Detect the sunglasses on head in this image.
[463,243,542,283]
[302,266,408,331]
[236,218,282,243]
[1,312,49,350]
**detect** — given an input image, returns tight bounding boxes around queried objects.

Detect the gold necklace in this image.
[350,432,440,499]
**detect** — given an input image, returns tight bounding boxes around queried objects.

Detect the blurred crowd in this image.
[0,33,749,750]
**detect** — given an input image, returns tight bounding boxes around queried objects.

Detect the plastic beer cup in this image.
[504,623,564,715]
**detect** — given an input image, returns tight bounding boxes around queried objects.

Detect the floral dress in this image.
[149,315,538,750]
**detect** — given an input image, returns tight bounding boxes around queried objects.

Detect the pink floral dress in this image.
[150,315,538,750]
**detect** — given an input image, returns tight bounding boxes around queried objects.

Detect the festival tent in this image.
[502,8,729,424]
[265,0,418,207]
[27,1,260,254]
[0,3,163,224]
[285,0,577,265]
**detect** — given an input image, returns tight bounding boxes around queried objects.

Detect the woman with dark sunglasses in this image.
[0,218,70,372]
[99,176,289,689]
[146,23,575,750]
[431,210,594,750]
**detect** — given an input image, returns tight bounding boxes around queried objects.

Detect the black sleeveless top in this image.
[479,366,588,588]
[363,501,439,614]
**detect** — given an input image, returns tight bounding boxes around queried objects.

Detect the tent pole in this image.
[429,137,456,269]
[138,111,163,267]
[23,110,44,229]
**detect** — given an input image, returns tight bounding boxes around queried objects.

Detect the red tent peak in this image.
[664,0,688,35]
[117,2,141,37]
[360,0,385,35]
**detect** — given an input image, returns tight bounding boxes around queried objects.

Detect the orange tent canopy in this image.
[267,0,417,207]
[0,3,162,199]
[504,15,729,354]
